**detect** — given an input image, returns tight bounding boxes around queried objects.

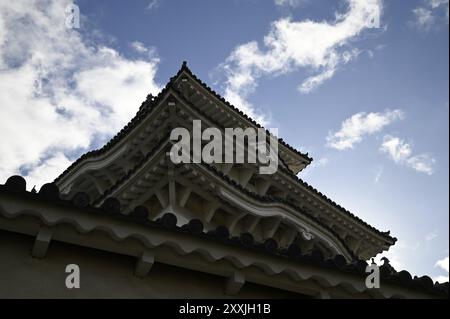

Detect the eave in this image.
[0,180,447,299]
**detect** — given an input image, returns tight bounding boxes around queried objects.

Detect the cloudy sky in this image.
[0,0,448,282]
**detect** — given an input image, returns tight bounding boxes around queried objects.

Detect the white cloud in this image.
[406,153,436,175]
[131,41,148,53]
[372,240,422,272]
[434,256,449,283]
[380,136,436,175]
[429,0,449,8]
[299,63,336,94]
[436,256,449,272]
[373,166,383,183]
[299,48,361,93]
[274,0,305,7]
[220,0,383,124]
[372,244,404,271]
[23,152,72,190]
[0,0,161,189]
[434,275,449,283]
[326,109,404,150]
[413,7,435,30]
[299,156,329,178]
[147,0,159,10]
[412,0,449,31]
[316,157,329,166]
[326,110,435,176]
[425,230,439,241]
[379,135,412,162]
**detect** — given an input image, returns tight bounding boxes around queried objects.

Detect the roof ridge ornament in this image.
[381,256,390,265]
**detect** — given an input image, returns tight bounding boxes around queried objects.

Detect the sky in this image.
[0,0,448,282]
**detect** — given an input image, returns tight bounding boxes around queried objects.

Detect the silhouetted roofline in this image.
[53,62,395,245]
[1,176,447,298]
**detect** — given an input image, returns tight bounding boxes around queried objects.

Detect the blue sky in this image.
[0,0,448,281]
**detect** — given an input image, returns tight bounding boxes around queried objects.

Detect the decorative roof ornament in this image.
[0,175,448,298]
[380,256,397,277]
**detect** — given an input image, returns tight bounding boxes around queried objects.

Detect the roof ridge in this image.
[2,182,447,297]
[179,61,313,163]
[52,66,278,183]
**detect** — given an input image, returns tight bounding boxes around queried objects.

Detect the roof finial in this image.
[182,61,187,68]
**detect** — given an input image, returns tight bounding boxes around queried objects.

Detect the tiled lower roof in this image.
[0,175,447,298]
